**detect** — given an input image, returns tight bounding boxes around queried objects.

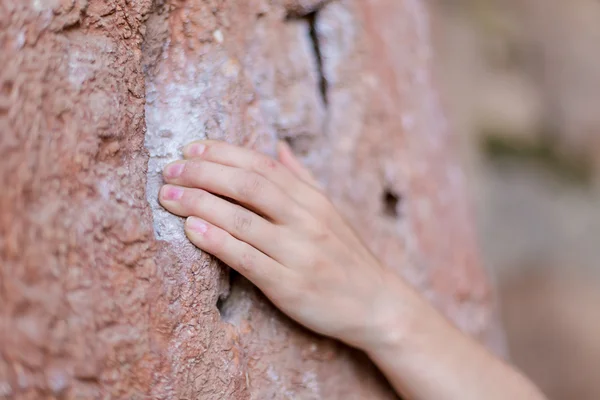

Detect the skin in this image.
[159,139,547,400]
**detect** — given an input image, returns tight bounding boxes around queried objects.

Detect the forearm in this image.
[360,276,547,400]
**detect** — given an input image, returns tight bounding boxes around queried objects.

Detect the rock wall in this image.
[0,0,504,399]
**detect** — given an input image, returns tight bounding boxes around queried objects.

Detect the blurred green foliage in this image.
[481,131,594,185]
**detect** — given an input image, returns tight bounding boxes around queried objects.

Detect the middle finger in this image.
[163,160,301,224]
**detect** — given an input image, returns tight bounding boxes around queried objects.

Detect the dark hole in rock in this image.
[216,268,240,317]
[283,135,313,156]
[382,189,401,218]
[1,81,13,95]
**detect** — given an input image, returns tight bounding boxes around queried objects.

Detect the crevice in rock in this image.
[382,188,402,219]
[306,11,328,106]
[216,268,241,319]
[287,9,328,106]
[140,2,170,75]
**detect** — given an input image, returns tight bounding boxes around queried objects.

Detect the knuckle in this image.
[314,194,335,216]
[307,253,329,274]
[238,172,264,200]
[205,142,226,160]
[313,197,342,231]
[232,208,253,234]
[298,266,327,297]
[205,142,221,154]
[271,283,302,305]
[185,159,200,172]
[235,251,256,274]
[254,155,279,174]
[183,188,205,208]
[185,160,205,182]
[286,202,307,221]
[303,256,338,292]
[308,220,330,242]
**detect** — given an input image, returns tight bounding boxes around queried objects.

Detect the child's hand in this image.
[159,140,404,349]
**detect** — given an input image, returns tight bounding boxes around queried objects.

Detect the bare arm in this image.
[158,140,546,400]
[362,277,545,399]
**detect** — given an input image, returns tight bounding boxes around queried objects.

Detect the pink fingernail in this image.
[162,185,183,201]
[187,217,208,234]
[187,143,206,157]
[164,162,185,178]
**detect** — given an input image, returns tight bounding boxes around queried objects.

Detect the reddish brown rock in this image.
[0,0,505,398]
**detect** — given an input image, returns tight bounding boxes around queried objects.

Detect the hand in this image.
[159,140,548,400]
[159,140,406,349]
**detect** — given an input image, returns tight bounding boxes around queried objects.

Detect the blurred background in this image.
[427,0,600,398]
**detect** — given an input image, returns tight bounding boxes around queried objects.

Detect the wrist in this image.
[353,271,427,355]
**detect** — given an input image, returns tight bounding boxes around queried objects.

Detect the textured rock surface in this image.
[0,0,504,399]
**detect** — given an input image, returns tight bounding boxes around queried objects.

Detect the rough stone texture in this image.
[0,0,504,399]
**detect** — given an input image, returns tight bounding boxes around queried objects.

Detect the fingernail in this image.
[187,217,208,234]
[164,162,185,178]
[187,143,206,157]
[162,185,183,201]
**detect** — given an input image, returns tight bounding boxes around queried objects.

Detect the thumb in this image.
[277,140,320,188]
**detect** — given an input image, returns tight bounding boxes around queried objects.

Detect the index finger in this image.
[183,140,324,208]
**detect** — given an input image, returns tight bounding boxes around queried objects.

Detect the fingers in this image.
[183,140,298,190]
[163,159,298,223]
[159,184,282,257]
[276,140,320,188]
[184,216,293,290]
[181,140,326,214]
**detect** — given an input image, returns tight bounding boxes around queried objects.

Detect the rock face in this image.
[0,0,504,399]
